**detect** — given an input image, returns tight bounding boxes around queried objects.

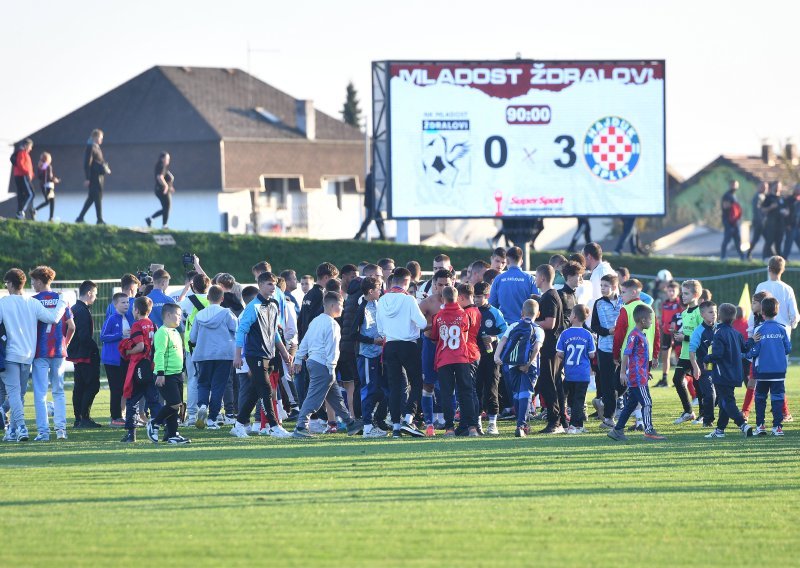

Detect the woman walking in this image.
[145,152,174,229]
[35,152,59,222]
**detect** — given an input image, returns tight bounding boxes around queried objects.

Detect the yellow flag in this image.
[738,283,751,320]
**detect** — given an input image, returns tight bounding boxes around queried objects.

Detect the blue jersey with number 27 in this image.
[556,326,596,382]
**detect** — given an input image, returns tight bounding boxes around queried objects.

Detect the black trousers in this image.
[104,363,127,420]
[383,340,422,424]
[154,373,184,438]
[35,188,55,220]
[566,381,590,427]
[748,221,764,257]
[77,177,104,222]
[672,359,694,414]
[72,358,100,421]
[596,351,619,419]
[14,176,35,218]
[237,356,278,427]
[536,352,567,427]
[476,353,500,416]
[438,362,476,429]
[150,190,172,225]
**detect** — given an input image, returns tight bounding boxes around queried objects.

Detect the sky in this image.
[1,0,798,184]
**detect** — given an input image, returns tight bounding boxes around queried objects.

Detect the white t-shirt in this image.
[755,279,799,333]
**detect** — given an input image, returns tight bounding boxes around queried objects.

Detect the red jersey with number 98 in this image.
[433,303,471,369]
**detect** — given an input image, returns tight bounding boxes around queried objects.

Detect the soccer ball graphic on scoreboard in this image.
[421,121,471,189]
[583,116,641,182]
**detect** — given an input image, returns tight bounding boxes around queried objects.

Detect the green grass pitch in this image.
[1,371,799,566]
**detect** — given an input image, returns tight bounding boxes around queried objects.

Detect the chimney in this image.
[296,100,315,140]
[786,140,799,165]
[762,142,775,166]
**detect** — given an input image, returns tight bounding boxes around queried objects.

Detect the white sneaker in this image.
[183,418,197,428]
[205,420,220,430]
[691,417,704,425]
[17,426,29,442]
[249,423,263,435]
[3,429,16,442]
[566,425,577,434]
[56,429,67,440]
[362,425,387,438]
[552,425,566,434]
[308,419,327,434]
[673,412,695,424]
[268,425,292,438]
[196,405,208,428]
[230,422,250,438]
[223,415,237,426]
[485,422,500,435]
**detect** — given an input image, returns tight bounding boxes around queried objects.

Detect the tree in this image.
[340,81,362,128]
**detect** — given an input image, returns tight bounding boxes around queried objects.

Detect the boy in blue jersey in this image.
[608,304,665,441]
[747,297,791,436]
[704,303,755,438]
[146,269,177,329]
[489,246,538,325]
[556,304,596,434]
[689,301,717,427]
[495,299,543,438]
[474,282,507,435]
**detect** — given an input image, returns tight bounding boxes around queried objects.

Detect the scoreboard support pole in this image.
[523,241,532,272]
[396,219,420,244]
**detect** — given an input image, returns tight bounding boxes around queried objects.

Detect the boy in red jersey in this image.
[655,281,682,387]
[457,283,482,434]
[433,286,477,437]
[120,297,161,443]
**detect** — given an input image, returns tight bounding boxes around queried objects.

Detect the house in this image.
[6,66,367,236]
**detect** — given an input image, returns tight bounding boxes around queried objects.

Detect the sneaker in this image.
[249,423,263,435]
[183,417,197,428]
[628,423,645,432]
[673,412,695,424]
[538,425,558,434]
[323,424,338,434]
[772,426,784,436]
[741,423,754,437]
[607,428,628,441]
[468,427,479,437]
[643,429,666,441]
[485,422,499,435]
[145,217,152,227]
[223,414,237,426]
[754,424,768,436]
[691,417,704,425]
[592,398,604,417]
[531,410,548,422]
[567,426,586,434]
[551,425,566,434]
[292,427,313,438]
[391,429,402,439]
[56,429,67,440]
[425,424,435,437]
[17,426,29,442]
[691,398,699,407]
[308,419,328,434]
[515,426,527,437]
[167,434,191,445]
[80,418,103,429]
[110,419,126,428]
[444,428,456,437]
[33,433,50,442]
[702,422,715,428]
[269,425,292,438]
[599,418,615,429]
[287,408,300,421]
[498,408,516,421]
[400,421,425,438]
[784,414,794,423]
[566,425,577,434]
[705,429,725,438]
[476,425,484,436]
[346,419,364,436]
[230,422,250,438]
[654,377,668,388]
[203,420,219,430]
[120,430,136,443]
[146,420,160,443]
[433,419,446,430]
[196,405,208,428]
[363,425,387,438]
[3,429,16,442]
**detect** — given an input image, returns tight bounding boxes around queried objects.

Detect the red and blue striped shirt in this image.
[34,291,73,359]
[623,328,650,387]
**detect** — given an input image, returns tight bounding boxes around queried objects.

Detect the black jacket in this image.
[221,291,244,317]
[67,300,99,359]
[339,277,363,356]
[707,323,747,387]
[84,142,107,181]
[298,284,324,341]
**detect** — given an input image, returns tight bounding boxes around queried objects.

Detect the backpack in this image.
[501,319,539,367]
[9,148,18,167]
[728,200,742,223]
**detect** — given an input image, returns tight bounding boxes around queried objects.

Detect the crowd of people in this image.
[0,243,796,444]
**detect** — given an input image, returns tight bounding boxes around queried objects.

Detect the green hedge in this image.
[0,218,788,282]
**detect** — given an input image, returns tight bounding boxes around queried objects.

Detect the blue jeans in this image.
[755,379,785,427]
[358,355,388,424]
[32,357,66,434]
[2,362,31,431]
[196,359,233,422]
[721,223,743,260]
[715,384,746,431]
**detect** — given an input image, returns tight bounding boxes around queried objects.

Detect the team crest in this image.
[583,117,641,182]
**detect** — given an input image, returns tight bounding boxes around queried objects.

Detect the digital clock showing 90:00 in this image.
[506,105,551,124]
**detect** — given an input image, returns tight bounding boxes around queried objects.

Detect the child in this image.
[556,304,596,434]
[495,299,544,438]
[146,303,191,444]
[473,281,508,435]
[457,283,481,435]
[292,292,364,438]
[656,281,682,387]
[34,152,59,221]
[608,304,665,441]
[741,291,770,419]
[732,307,748,340]
[747,297,791,436]
[120,297,161,443]
[672,280,703,424]
[433,286,477,437]
[704,303,754,438]
[101,292,130,427]
[688,301,717,427]
[591,274,621,429]
[350,276,388,438]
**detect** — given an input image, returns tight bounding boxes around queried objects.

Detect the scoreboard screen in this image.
[382,60,666,219]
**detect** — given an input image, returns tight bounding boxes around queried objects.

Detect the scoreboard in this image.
[380,60,666,219]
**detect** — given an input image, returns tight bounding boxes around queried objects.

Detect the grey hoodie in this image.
[189,304,237,361]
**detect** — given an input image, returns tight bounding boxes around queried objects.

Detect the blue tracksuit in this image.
[489,266,538,324]
[706,322,748,431]
[747,319,791,427]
